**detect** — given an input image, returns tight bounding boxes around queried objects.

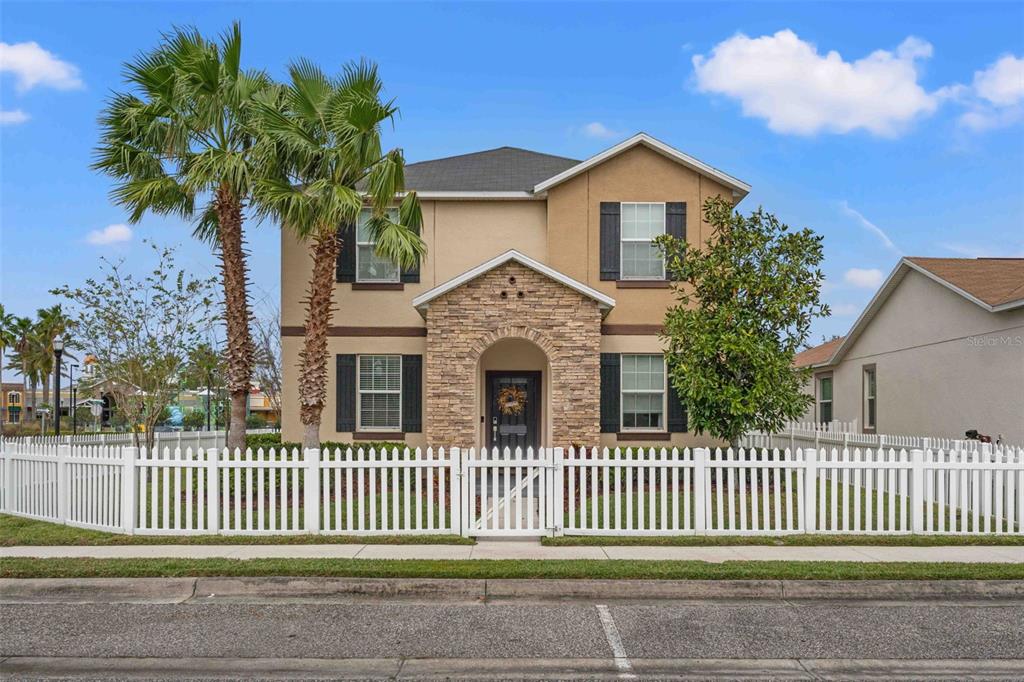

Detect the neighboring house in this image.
[795,257,1024,444]
[2,382,24,425]
[280,133,750,449]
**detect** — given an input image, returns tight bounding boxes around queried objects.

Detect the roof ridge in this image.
[407,145,579,167]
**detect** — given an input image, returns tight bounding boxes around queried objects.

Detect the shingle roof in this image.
[905,257,1024,308]
[793,336,846,368]
[403,146,579,192]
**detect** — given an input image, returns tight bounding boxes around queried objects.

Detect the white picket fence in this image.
[742,423,1017,453]
[9,429,279,451]
[1,442,1021,537]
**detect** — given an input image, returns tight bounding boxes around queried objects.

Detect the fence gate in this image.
[462,447,557,537]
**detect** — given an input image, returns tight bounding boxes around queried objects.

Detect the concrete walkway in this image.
[2,541,1022,563]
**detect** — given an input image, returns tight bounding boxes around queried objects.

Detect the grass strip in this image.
[542,534,1024,547]
[0,515,472,547]
[2,558,1022,580]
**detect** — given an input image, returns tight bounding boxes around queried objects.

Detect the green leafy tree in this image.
[51,243,216,449]
[93,23,271,452]
[0,305,16,429]
[658,197,829,444]
[254,60,424,449]
[183,408,207,431]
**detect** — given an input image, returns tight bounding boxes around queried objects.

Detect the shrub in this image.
[183,410,207,431]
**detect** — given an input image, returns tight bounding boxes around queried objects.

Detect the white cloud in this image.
[692,30,940,136]
[580,122,621,139]
[954,54,1024,132]
[832,303,862,317]
[0,41,83,92]
[0,109,29,125]
[839,201,902,254]
[843,267,884,289]
[974,55,1024,107]
[86,223,133,246]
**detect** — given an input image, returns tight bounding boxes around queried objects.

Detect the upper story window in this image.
[358,354,402,431]
[620,202,666,279]
[7,391,20,405]
[356,208,400,283]
[621,353,665,430]
[863,366,876,431]
[817,374,833,425]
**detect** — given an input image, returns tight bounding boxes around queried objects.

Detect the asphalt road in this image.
[3,596,1024,679]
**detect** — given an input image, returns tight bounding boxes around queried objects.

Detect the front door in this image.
[486,371,541,451]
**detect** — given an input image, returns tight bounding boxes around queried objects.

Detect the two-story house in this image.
[280,133,750,449]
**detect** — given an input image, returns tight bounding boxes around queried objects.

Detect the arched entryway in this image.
[477,337,552,450]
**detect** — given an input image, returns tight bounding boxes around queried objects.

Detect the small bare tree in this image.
[52,243,216,450]
[252,305,282,420]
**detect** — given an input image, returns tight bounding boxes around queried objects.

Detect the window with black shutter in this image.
[600,353,621,432]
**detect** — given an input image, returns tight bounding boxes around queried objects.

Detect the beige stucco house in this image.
[795,257,1024,444]
[280,133,750,449]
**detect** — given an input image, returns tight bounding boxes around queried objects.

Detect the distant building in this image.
[2,382,25,425]
[795,257,1024,443]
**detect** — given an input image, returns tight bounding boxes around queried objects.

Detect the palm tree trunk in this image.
[215,184,255,454]
[298,231,341,451]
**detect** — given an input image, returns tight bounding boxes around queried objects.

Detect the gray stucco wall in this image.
[802,269,1024,444]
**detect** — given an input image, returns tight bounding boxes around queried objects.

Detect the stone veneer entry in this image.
[424,261,602,446]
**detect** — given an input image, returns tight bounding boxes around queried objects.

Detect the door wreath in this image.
[497,385,527,416]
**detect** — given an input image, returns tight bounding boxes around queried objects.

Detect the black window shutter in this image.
[600,353,621,433]
[667,383,688,433]
[336,221,356,283]
[401,354,422,433]
[599,202,621,281]
[665,202,686,281]
[335,354,356,432]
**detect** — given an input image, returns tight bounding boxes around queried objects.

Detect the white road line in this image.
[595,604,636,679]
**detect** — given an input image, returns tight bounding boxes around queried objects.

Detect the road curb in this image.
[4,577,1024,603]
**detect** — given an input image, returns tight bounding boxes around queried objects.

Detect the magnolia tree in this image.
[52,243,216,449]
[658,197,830,444]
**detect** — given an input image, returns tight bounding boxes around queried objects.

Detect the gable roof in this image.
[533,133,751,199]
[404,147,579,194]
[813,256,1024,368]
[904,257,1024,309]
[411,249,616,317]
[794,336,846,369]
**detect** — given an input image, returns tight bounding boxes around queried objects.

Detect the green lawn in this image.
[0,514,472,546]
[543,534,1024,547]
[2,557,1022,580]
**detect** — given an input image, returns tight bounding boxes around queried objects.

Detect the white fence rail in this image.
[2,442,1021,537]
[7,429,279,451]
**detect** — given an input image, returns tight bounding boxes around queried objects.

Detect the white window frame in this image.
[863,366,877,431]
[620,353,667,432]
[619,202,667,280]
[356,354,402,432]
[817,374,833,425]
[7,391,19,405]
[355,208,401,283]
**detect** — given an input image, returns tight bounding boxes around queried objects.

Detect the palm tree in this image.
[34,305,70,409]
[8,316,36,418]
[255,60,424,449]
[0,305,16,429]
[93,23,270,452]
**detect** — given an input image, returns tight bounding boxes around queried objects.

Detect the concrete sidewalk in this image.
[2,541,1022,563]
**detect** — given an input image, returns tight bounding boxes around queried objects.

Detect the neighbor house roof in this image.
[412,249,616,317]
[396,133,750,200]
[404,147,579,194]
[793,336,846,369]
[904,257,1024,309]
[811,257,1024,369]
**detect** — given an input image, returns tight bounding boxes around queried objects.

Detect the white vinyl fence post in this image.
[207,447,220,534]
[450,447,463,536]
[122,446,138,534]
[552,447,565,537]
[789,424,796,453]
[57,443,70,523]
[304,447,321,533]
[2,445,12,514]
[910,448,925,534]
[693,447,708,535]
[804,447,818,534]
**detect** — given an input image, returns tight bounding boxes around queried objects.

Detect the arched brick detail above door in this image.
[423,261,602,447]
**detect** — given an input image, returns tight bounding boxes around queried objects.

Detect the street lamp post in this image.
[206,371,212,431]
[70,364,79,435]
[53,337,64,436]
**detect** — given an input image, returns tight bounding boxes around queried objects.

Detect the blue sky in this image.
[2,1,1022,345]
